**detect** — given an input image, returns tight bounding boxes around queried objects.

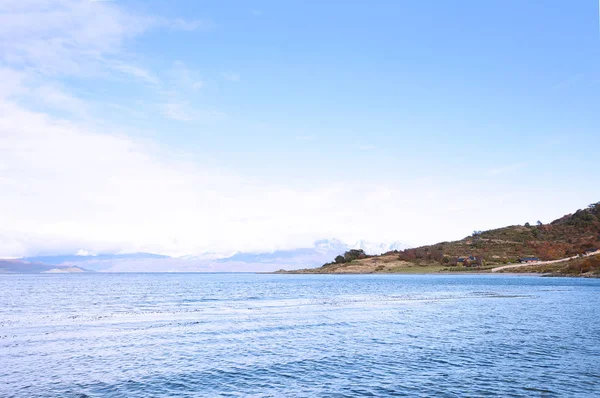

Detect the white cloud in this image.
[0,68,27,98]
[34,84,89,116]
[1,0,593,261]
[0,99,338,256]
[76,249,96,256]
[1,93,571,258]
[0,94,370,256]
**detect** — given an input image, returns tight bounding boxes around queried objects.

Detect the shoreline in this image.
[272,270,599,278]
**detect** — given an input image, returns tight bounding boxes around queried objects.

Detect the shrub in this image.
[343,249,366,262]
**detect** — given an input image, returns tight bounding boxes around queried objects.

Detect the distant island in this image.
[277,202,600,277]
[0,259,88,274]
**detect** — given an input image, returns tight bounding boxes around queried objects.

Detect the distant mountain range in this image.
[22,252,169,266]
[0,259,87,274]
[351,240,408,254]
[3,239,410,273]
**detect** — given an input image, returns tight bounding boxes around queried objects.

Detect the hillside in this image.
[282,202,600,276]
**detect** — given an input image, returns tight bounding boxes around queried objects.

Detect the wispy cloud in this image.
[0,1,223,125]
[0,1,210,78]
[0,0,146,76]
[165,18,215,32]
[111,63,160,85]
[0,68,88,116]
[170,61,204,90]
[161,100,225,122]
[162,101,194,121]
[485,162,525,176]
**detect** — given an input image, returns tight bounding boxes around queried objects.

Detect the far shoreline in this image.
[270,270,599,278]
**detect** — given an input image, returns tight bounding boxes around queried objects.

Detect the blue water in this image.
[1,274,599,397]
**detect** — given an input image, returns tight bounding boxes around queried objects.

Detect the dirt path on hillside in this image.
[491,252,599,273]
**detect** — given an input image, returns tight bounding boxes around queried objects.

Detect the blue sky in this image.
[0,0,599,257]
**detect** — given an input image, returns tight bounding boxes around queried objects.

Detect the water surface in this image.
[1,273,599,397]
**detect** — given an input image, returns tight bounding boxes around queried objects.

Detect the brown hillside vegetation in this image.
[283,202,600,275]
[396,201,600,265]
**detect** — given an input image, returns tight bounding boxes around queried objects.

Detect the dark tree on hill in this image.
[334,255,345,264]
[415,248,428,259]
[406,249,417,260]
[343,249,366,262]
[537,220,543,226]
[525,222,531,227]
[568,209,596,227]
[398,249,417,261]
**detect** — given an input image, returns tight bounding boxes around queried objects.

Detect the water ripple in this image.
[1,273,599,397]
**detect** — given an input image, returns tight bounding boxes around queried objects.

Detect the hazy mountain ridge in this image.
[23,252,169,266]
[0,259,87,274]
[9,239,409,273]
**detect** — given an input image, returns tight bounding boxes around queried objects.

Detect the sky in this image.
[1,0,599,258]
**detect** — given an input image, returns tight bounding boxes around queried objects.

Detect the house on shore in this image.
[518,257,540,264]
[457,256,479,266]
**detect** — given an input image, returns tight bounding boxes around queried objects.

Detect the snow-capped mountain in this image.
[313,238,348,252]
[207,238,410,271]
[14,238,411,272]
[351,240,409,255]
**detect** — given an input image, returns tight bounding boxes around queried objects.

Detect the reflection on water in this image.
[1,273,599,397]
